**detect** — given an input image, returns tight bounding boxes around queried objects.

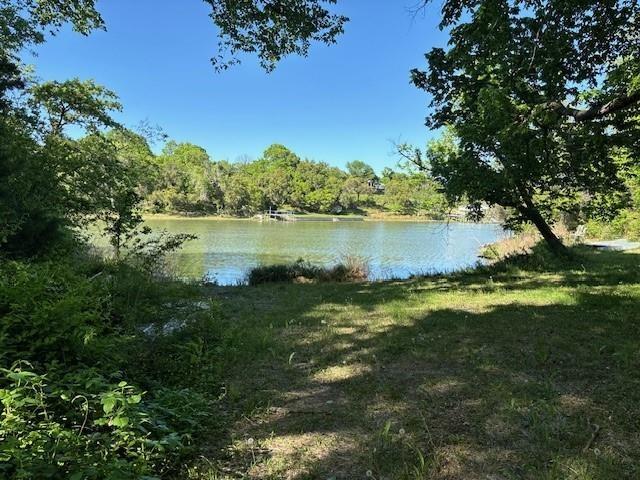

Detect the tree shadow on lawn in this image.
[204,250,640,479]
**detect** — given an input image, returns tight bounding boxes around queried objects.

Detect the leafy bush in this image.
[0,363,188,479]
[0,252,221,478]
[586,209,640,241]
[0,255,194,367]
[0,259,108,366]
[247,260,320,285]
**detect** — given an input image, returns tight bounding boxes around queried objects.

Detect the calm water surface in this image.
[144,219,508,285]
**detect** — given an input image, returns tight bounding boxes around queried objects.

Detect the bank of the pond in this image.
[143,214,252,221]
[143,213,441,222]
[143,213,504,223]
[8,244,638,479]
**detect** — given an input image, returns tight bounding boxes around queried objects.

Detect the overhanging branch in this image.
[546,90,640,122]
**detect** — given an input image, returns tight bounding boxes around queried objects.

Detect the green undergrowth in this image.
[586,210,640,241]
[2,245,640,479]
[0,253,224,479]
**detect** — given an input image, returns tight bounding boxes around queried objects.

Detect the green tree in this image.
[411,0,640,253]
[0,119,65,256]
[291,160,345,212]
[380,167,395,183]
[346,160,375,181]
[0,75,126,255]
[260,166,293,208]
[0,0,103,110]
[151,141,216,212]
[222,167,265,215]
[250,144,301,209]
[262,143,301,169]
[204,0,347,71]
[344,160,376,204]
[1,1,346,73]
[106,128,158,198]
[342,176,372,205]
[381,168,448,217]
[208,160,233,211]
[30,79,122,136]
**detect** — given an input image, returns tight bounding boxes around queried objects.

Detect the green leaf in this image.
[111,416,129,428]
[102,396,116,414]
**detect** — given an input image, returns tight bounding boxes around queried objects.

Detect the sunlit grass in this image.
[186,247,640,479]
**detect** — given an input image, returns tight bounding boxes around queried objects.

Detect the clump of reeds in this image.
[246,255,370,285]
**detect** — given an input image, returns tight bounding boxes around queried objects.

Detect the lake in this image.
[143,218,509,285]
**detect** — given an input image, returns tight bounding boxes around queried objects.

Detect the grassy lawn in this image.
[188,247,640,479]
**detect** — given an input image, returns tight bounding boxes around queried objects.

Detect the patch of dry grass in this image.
[481,224,575,260]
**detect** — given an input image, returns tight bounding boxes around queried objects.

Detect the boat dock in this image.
[259,209,364,222]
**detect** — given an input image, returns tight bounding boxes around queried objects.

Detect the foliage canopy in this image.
[411,0,640,252]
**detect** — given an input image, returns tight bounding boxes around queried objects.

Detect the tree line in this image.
[107,135,450,218]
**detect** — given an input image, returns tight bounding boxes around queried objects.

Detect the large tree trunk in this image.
[517,194,568,256]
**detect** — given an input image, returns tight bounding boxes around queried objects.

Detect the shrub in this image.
[333,254,370,281]
[0,363,188,479]
[0,255,199,367]
[586,209,640,241]
[247,259,321,285]
[0,260,107,366]
[0,251,221,478]
[246,256,370,285]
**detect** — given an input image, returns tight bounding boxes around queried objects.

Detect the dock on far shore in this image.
[257,209,364,223]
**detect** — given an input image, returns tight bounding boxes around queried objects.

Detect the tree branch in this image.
[546,90,640,122]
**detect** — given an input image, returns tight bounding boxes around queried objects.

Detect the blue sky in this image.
[26,0,448,172]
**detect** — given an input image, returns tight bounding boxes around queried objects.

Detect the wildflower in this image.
[366,470,373,478]
[399,428,405,436]
[247,437,254,446]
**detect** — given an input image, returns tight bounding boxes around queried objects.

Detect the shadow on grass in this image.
[198,248,640,479]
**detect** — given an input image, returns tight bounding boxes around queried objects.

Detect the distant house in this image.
[367,179,385,193]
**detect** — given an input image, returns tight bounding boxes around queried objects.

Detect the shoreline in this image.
[143,213,504,224]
